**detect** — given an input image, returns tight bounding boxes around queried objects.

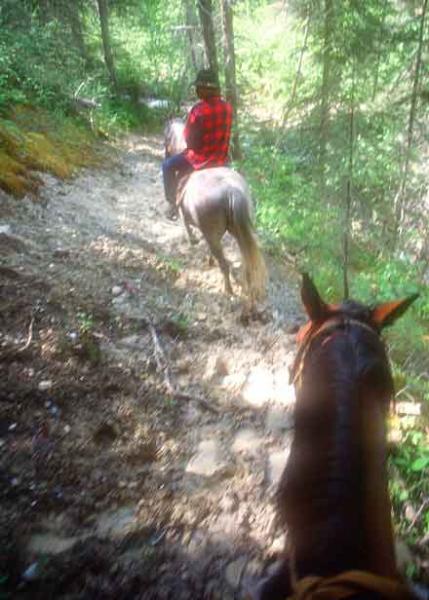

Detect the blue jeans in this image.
[162,153,193,206]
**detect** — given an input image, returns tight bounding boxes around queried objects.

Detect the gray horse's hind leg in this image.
[206,236,233,295]
[179,207,198,245]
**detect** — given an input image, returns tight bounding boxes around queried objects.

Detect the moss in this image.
[0,148,41,197]
[0,106,103,199]
[24,132,73,178]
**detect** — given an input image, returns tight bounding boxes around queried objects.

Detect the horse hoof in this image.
[166,208,178,221]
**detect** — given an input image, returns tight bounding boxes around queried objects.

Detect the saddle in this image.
[288,570,413,599]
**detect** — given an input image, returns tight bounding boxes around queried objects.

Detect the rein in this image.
[289,316,379,388]
[288,570,412,599]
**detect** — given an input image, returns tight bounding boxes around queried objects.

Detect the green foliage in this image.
[390,423,429,540]
[0,0,189,133]
[155,254,184,276]
[0,21,85,110]
[167,312,191,337]
[0,0,427,579]
[76,311,94,335]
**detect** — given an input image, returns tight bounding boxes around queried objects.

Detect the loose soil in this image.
[1,133,423,599]
[0,133,303,599]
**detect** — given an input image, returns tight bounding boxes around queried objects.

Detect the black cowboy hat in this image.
[193,69,220,89]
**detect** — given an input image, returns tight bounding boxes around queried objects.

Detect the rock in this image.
[215,355,229,376]
[185,439,226,477]
[0,225,11,235]
[225,556,247,589]
[272,370,296,405]
[182,404,201,425]
[395,538,414,574]
[176,357,192,373]
[38,380,53,391]
[22,562,40,581]
[265,407,293,433]
[232,428,262,456]
[221,372,246,392]
[116,335,145,350]
[0,232,27,254]
[220,493,239,513]
[53,248,71,259]
[27,533,79,556]
[112,285,123,296]
[204,354,229,381]
[96,506,136,537]
[267,447,290,486]
[241,368,274,407]
[269,533,285,554]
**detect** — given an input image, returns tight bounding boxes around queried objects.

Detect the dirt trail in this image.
[0,133,303,598]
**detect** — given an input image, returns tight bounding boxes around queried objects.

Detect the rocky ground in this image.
[0,132,306,598]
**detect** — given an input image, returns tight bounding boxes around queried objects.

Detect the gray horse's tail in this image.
[229,189,268,303]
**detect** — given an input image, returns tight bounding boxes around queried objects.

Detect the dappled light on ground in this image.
[4,132,421,597]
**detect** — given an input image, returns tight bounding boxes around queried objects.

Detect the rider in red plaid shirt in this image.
[183,86,232,169]
[162,69,233,217]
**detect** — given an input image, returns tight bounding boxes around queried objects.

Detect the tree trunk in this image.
[220,0,241,159]
[197,0,218,74]
[393,0,428,239]
[182,0,201,71]
[319,0,333,196]
[371,0,388,101]
[37,0,52,23]
[66,3,88,63]
[96,0,118,93]
[281,10,310,127]
[343,62,355,301]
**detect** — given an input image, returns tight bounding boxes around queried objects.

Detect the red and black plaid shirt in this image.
[184,96,233,170]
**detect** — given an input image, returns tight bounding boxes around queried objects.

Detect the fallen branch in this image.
[175,391,220,415]
[18,316,35,353]
[0,315,34,361]
[407,497,429,534]
[147,320,220,414]
[148,322,175,395]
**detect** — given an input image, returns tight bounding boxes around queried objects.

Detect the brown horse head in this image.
[272,275,418,597]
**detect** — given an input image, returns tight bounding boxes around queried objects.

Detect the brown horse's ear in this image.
[371,294,419,329]
[301,273,328,322]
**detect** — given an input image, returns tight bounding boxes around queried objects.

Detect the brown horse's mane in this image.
[248,278,418,600]
[280,301,394,580]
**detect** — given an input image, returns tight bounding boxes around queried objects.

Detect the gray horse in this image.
[164,119,267,303]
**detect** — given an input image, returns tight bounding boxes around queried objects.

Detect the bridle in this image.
[289,315,380,390]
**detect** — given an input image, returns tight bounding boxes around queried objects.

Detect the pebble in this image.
[38,380,53,391]
[185,438,226,477]
[22,562,40,581]
[112,285,123,296]
[268,447,290,486]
